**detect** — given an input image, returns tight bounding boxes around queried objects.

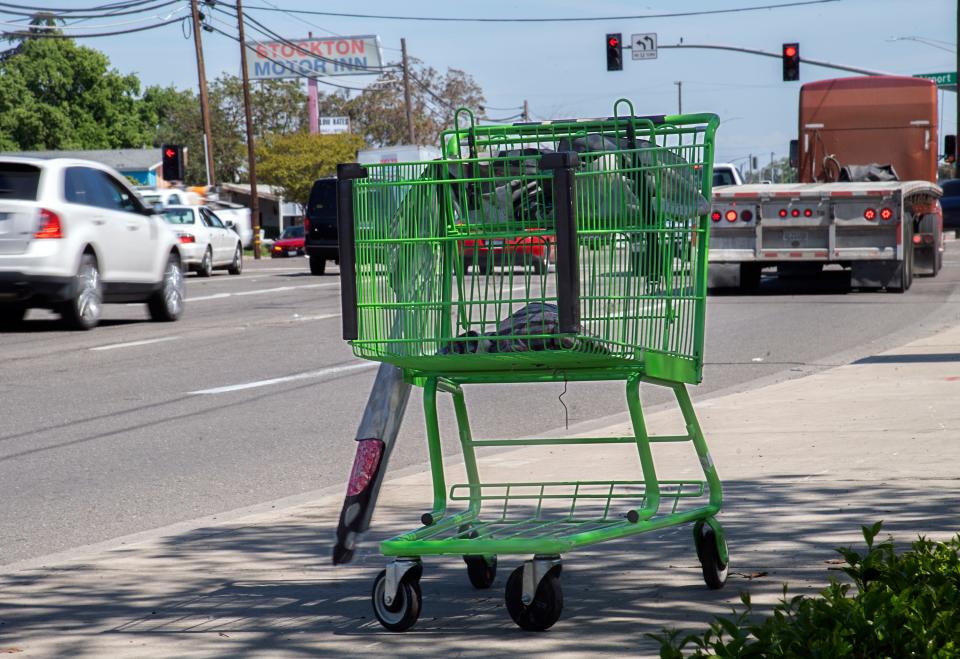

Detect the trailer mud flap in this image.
[850,261,904,290]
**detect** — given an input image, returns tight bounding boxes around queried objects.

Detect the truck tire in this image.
[891,224,913,293]
[309,257,326,275]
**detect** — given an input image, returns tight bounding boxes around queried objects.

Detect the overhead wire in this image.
[0,0,163,13]
[240,0,839,23]
[0,3,187,31]
[0,0,178,19]
[1,14,185,39]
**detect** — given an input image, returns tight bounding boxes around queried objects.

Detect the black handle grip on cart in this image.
[539,152,581,334]
[337,163,367,341]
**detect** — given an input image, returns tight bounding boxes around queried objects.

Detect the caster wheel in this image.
[504,565,563,631]
[694,520,729,590]
[371,569,422,632]
[464,555,497,589]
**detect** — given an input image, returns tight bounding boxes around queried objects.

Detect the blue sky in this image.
[23,0,958,168]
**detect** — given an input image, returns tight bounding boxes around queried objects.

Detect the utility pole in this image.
[674,81,682,114]
[523,99,529,121]
[401,38,415,144]
[235,0,261,259]
[190,0,216,187]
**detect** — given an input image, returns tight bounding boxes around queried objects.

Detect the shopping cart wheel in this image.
[371,568,422,632]
[463,555,497,589]
[694,519,729,590]
[504,564,563,631]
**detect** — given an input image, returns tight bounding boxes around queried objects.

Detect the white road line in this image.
[292,313,341,322]
[188,283,338,302]
[188,362,377,395]
[89,336,182,352]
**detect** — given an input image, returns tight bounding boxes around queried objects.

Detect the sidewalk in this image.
[2,322,959,657]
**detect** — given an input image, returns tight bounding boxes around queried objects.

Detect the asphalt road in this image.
[2,246,959,566]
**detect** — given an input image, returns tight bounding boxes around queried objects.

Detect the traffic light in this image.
[161,144,185,181]
[606,33,623,71]
[782,43,800,81]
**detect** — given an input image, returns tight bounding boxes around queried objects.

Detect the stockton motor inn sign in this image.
[246,35,383,79]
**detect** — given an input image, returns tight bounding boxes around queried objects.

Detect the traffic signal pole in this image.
[189,0,216,187]
[235,0,261,259]
[654,43,891,77]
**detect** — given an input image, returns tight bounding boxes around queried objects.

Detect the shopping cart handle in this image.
[539,152,581,334]
[337,163,368,341]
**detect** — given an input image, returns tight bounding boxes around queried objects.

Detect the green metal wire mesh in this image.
[347,105,719,384]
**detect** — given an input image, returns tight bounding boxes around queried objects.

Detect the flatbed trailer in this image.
[709,180,942,291]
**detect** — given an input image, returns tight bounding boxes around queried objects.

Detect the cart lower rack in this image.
[337,101,727,631]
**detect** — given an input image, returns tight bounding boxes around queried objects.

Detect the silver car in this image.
[161,205,243,277]
[0,157,185,330]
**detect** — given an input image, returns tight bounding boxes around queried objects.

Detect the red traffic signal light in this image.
[606,32,623,71]
[161,144,185,182]
[782,42,800,81]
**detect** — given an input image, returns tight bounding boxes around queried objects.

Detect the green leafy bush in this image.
[650,522,960,658]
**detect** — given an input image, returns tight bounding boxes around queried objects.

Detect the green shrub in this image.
[649,522,960,658]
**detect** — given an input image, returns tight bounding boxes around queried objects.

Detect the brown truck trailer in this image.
[710,76,943,291]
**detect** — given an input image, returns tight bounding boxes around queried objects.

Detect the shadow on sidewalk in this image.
[1,477,957,657]
[853,353,960,364]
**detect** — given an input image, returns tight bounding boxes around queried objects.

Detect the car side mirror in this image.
[945,134,956,162]
[789,140,799,169]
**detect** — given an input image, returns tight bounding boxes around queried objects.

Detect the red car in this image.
[271,225,306,258]
[461,228,554,274]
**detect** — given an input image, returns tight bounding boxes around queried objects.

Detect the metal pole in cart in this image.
[332,365,412,564]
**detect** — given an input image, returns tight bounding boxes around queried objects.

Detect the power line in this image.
[0,0,178,19]
[0,0,162,13]
[1,14,184,39]
[243,0,402,52]
[241,0,839,23]
[0,4,186,30]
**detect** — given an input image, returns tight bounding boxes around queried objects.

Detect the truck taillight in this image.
[778,209,788,218]
[304,217,310,232]
[740,209,753,222]
[880,207,893,220]
[34,209,63,239]
[725,210,737,222]
[711,210,721,222]
[790,208,800,217]
[803,208,813,217]
[864,208,877,221]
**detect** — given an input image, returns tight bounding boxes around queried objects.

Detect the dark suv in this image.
[304,177,337,275]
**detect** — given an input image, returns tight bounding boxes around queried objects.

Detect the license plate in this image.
[288,250,298,256]
[489,239,506,249]
[784,231,807,242]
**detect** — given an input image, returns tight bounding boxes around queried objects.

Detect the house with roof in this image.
[0,148,164,186]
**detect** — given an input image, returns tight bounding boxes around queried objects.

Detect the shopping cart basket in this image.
[337,100,726,631]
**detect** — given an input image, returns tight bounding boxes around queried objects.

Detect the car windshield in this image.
[162,209,195,224]
[713,169,737,186]
[280,226,304,239]
[0,163,41,200]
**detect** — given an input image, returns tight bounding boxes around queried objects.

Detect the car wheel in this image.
[148,254,185,322]
[228,244,243,275]
[60,253,102,331]
[198,247,213,277]
[309,256,326,275]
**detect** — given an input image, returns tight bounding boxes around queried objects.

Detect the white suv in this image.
[0,157,185,330]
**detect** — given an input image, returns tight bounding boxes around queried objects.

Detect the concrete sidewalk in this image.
[2,322,959,657]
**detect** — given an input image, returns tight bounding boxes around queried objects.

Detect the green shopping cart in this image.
[336,100,726,632]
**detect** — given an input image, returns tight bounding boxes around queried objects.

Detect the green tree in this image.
[318,62,485,147]
[0,32,150,150]
[257,132,364,206]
